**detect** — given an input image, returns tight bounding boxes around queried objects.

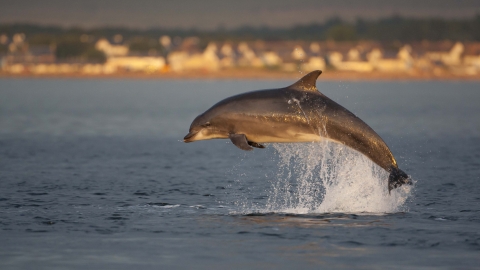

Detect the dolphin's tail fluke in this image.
[388,167,411,193]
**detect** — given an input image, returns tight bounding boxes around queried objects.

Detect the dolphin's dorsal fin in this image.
[287,70,322,92]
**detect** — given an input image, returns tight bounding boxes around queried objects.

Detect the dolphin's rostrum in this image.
[184,70,411,192]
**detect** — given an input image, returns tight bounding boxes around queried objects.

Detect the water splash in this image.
[263,141,413,214]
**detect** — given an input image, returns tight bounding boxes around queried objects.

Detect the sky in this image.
[1,0,479,29]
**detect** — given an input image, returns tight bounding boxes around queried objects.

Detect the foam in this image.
[262,142,413,214]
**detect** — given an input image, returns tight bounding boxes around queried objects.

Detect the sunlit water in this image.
[0,78,479,269]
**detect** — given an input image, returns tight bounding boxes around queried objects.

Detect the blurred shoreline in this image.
[1,69,479,81]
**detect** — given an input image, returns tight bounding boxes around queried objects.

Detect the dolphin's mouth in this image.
[183,131,198,143]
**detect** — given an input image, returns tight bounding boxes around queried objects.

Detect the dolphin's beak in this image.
[183,131,198,143]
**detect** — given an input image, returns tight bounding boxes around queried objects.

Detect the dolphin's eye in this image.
[203,122,211,127]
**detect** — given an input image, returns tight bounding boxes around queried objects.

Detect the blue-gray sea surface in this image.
[0,78,479,269]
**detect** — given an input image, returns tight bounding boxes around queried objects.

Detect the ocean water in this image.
[0,78,479,269]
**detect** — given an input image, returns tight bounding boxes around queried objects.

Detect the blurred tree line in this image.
[55,35,106,63]
[1,15,479,61]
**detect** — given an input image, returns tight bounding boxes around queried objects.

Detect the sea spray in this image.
[264,142,413,213]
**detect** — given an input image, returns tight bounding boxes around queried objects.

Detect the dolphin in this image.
[184,70,411,192]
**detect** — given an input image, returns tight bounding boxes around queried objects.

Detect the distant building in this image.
[30,63,80,74]
[95,38,129,57]
[328,49,374,73]
[302,56,326,72]
[219,43,236,68]
[168,42,220,72]
[3,43,56,72]
[425,42,464,66]
[367,45,413,72]
[105,56,165,73]
[458,43,480,75]
[237,42,263,68]
[462,57,480,75]
[261,51,282,67]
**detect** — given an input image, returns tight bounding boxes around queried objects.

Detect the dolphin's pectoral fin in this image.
[248,141,265,149]
[229,134,254,151]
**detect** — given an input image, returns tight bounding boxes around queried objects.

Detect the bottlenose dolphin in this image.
[184,70,410,192]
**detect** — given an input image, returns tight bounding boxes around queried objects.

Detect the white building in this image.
[167,42,220,72]
[367,45,413,72]
[105,56,165,72]
[425,42,464,66]
[328,50,374,73]
[95,38,129,57]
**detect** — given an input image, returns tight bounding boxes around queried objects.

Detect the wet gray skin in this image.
[184,70,410,191]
